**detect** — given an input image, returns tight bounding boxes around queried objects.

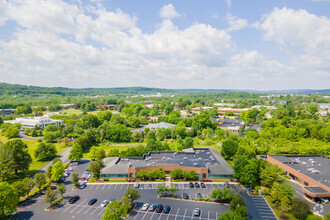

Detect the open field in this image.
[59,109,100,115]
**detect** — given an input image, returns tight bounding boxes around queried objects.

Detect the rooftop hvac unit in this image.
[201,150,205,152]
[302,162,307,165]
[174,152,178,155]
[206,152,210,155]
[180,162,183,165]
[167,157,170,160]
[198,158,202,161]
[183,157,187,160]
[162,157,166,160]
[214,163,219,165]
[147,164,151,166]
[193,163,198,166]
[206,162,211,165]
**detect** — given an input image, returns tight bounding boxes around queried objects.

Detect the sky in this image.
[0,0,329,90]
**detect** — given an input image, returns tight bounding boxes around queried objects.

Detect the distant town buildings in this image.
[214,119,245,133]
[0,108,15,116]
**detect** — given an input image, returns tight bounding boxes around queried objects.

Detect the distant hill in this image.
[0,82,329,96]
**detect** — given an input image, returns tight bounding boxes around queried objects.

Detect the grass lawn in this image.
[83,143,143,159]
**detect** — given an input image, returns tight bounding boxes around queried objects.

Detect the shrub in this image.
[103,177,109,181]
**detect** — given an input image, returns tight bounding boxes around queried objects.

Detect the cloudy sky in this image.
[0,0,329,90]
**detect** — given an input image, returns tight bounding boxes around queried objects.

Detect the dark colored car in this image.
[79,183,87,189]
[195,182,200,188]
[69,195,80,204]
[197,193,202,199]
[183,193,189,199]
[164,205,171,213]
[88,198,97,205]
[189,182,194,188]
[201,183,206,188]
[156,204,164,213]
[50,186,57,190]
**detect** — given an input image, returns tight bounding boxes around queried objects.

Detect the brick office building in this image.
[101,148,233,180]
[268,155,330,201]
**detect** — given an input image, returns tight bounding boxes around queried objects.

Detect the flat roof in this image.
[269,155,330,188]
[304,186,329,194]
[102,148,233,176]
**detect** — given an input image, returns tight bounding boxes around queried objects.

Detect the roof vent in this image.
[183,157,187,160]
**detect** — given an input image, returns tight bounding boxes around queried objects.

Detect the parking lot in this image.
[14,159,276,220]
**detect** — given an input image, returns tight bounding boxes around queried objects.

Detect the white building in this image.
[5,114,64,130]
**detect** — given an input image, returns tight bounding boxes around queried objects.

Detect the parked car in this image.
[183,193,189,199]
[100,200,109,207]
[245,187,252,193]
[193,208,201,216]
[79,183,87,189]
[201,183,206,188]
[197,193,202,199]
[224,182,230,188]
[83,172,92,178]
[148,204,156,211]
[50,186,57,190]
[195,182,200,188]
[68,167,73,171]
[88,198,97,205]
[63,172,69,177]
[189,182,194,188]
[141,203,149,211]
[164,205,171,213]
[156,204,164,213]
[134,182,140,188]
[320,197,329,204]
[69,195,80,204]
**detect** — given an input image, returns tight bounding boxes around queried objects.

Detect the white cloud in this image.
[226,14,248,31]
[159,4,180,20]
[226,0,232,8]
[259,7,330,83]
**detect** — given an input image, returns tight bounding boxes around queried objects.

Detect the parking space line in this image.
[90,206,100,215]
[63,199,86,213]
[150,209,156,219]
[208,211,210,220]
[134,207,141,220]
[96,184,100,190]
[183,208,187,219]
[108,184,112,189]
[200,211,202,220]
[157,211,163,220]
[216,212,218,219]
[120,184,123,189]
[141,209,149,220]
[83,205,94,214]
[174,208,180,220]
[69,199,87,213]
[102,185,106,190]
[90,184,95,190]
[166,210,171,220]
[114,184,117,189]
[76,203,88,214]
[97,208,105,216]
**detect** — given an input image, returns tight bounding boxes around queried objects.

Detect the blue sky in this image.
[0,0,329,90]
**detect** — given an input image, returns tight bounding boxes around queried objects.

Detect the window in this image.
[202,173,207,179]
[208,174,233,178]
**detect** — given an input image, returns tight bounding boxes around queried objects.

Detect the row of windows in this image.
[101,174,128,178]
[208,175,233,178]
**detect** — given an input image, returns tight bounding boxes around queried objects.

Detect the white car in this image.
[141,203,149,211]
[193,208,200,216]
[68,167,73,171]
[134,182,140,188]
[100,200,109,207]
[320,197,329,204]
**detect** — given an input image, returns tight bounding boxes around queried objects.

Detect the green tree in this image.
[43,187,57,206]
[81,114,101,129]
[4,126,19,139]
[156,185,168,195]
[234,205,248,220]
[291,197,310,220]
[137,170,147,180]
[13,177,34,198]
[170,169,183,180]
[101,199,127,220]
[122,188,141,207]
[260,163,282,187]
[89,146,99,161]
[51,161,65,182]
[34,173,47,190]
[230,194,246,211]
[164,105,174,115]
[57,183,66,198]
[96,149,106,161]
[221,139,239,159]
[323,213,330,220]
[46,165,53,180]
[34,143,57,161]
[72,172,80,187]
[0,182,19,219]
[3,139,32,174]
[89,161,101,179]
[68,143,83,161]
